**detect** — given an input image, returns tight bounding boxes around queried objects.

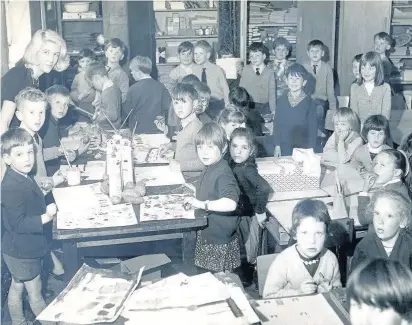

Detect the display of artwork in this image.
[53,183,137,229]
[132,134,173,164]
[140,194,195,222]
[37,264,144,324]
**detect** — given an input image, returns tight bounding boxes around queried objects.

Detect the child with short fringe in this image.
[123,56,171,134]
[374,32,396,83]
[322,107,363,167]
[159,83,204,176]
[351,114,392,177]
[273,63,317,156]
[70,48,96,121]
[263,199,341,298]
[184,123,240,273]
[348,259,412,325]
[351,190,412,270]
[272,37,294,98]
[352,53,362,84]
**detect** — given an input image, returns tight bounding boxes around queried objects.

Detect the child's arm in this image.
[2,187,46,233]
[268,72,277,114]
[350,146,367,177]
[209,174,239,212]
[326,65,337,111]
[337,135,363,164]
[349,83,359,116]
[104,88,121,123]
[243,165,271,214]
[381,83,391,120]
[70,74,81,103]
[118,71,130,104]
[218,67,230,106]
[273,102,282,155]
[43,146,61,161]
[122,88,134,122]
[321,133,339,166]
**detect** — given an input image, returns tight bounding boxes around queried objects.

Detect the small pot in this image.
[67,168,81,186]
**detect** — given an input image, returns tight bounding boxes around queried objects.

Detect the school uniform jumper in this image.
[96,85,122,131]
[272,93,317,156]
[194,158,241,272]
[322,131,364,167]
[263,245,341,298]
[108,65,129,104]
[351,229,412,272]
[350,143,392,177]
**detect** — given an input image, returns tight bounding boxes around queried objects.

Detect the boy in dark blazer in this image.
[1,128,57,325]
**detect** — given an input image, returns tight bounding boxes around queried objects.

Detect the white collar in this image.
[382,179,402,187]
[367,142,384,154]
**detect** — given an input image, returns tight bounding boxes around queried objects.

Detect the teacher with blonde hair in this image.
[0,29,69,135]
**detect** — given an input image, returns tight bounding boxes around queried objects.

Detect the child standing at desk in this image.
[322,107,363,167]
[351,190,412,271]
[229,127,271,266]
[351,114,392,178]
[357,149,411,225]
[159,83,204,176]
[1,128,57,325]
[348,259,412,325]
[86,62,122,130]
[350,51,391,124]
[263,199,341,298]
[184,123,240,273]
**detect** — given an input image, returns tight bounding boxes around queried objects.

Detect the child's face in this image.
[373,153,399,185]
[286,74,306,93]
[295,217,326,259]
[105,46,124,64]
[196,142,223,166]
[367,129,385,149]
[307,46,324,63]
[361,63,377,83]
[230,136,252,164]
[78,57,93,71]
[352,60,360,79]
[274,45,289,61]
[373,196,405,243]
[49,94,70,120]
[199,97,209,112]
[16,101,47,133]
[350,300,405,325]
[249,51,266,67]
[3,144,35,174]
[236,61,244,75]
[194,47,210,65]
[374,37,391,55]
[172,96,196,120]
[334,119,351,135]
[37,41,61,73]
[221,122,245,140]
[179,50,194,66]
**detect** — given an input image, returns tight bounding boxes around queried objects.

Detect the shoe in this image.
[49,272,65,282]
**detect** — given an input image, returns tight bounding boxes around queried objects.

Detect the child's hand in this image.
[317,280,333,293]
[184,197,204,210]
[40,179,54,193]
[159,143,172,156]
[255,212,267,228]
[300,279,317,294]
[92,108,101,121]
[92,97,101,107]
[77,138,90,156]
[169,159,181,172]
[60,147,77,162]
[362,172,377,192]
[274,146,281,157]
[337,129,350,142]
[52,170,66,187]
[46,203,57,217]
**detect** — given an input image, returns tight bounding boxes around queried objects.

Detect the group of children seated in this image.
[2,30,412,325]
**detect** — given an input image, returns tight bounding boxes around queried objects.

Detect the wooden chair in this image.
[256,253,278,297]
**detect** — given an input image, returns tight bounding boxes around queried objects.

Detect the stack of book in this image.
[249,1,270,24]
[248,27,262,45]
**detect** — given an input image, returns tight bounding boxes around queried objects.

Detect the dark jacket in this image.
[1,168,48,258]
[230,158,272,216]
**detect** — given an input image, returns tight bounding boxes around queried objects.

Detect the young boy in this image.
[159,83,204,177]
[303,39,337,140]
[105,38,130,104]
[374,32,395,83]
[86,62,122,130]
[15,87,65,190]
[1,128,57,325]
[193,81,213,124]
[123,56,171,134]
[40,85,89,176]
[239,42,276,116]
[272,37,294,99]
[193,40,229,119]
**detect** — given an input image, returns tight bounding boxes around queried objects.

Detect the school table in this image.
[52,182,207,281]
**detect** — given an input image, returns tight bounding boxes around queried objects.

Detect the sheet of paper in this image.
[140,194,195,222]
[83,160,106,180]
[255,295,344,325]
[227,286,260,325]
[134,165,185,186]
[133,134,170,149]
[37,264,144,324]
[216,58,241,79]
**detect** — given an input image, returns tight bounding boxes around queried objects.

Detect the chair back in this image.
[256,253,278,297]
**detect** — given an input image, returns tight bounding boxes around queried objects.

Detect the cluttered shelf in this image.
[61,18,103,22]
[154,8,217,12]
[155,35,218,39]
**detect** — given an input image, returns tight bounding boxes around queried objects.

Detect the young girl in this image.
[184,123,240,272]
[217,108,246,161]
[322,107,363,167]
[263,199,341,298]
[352,53,362,84]
[273,63,317,157]
[229,87,263,136]
[352,190,412,271]
[351,114,392,176]
[358,149,411,225]
[348,259,412,325]
[70,48,96,122]
[229,127,272,266]
[350,51,391,124]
